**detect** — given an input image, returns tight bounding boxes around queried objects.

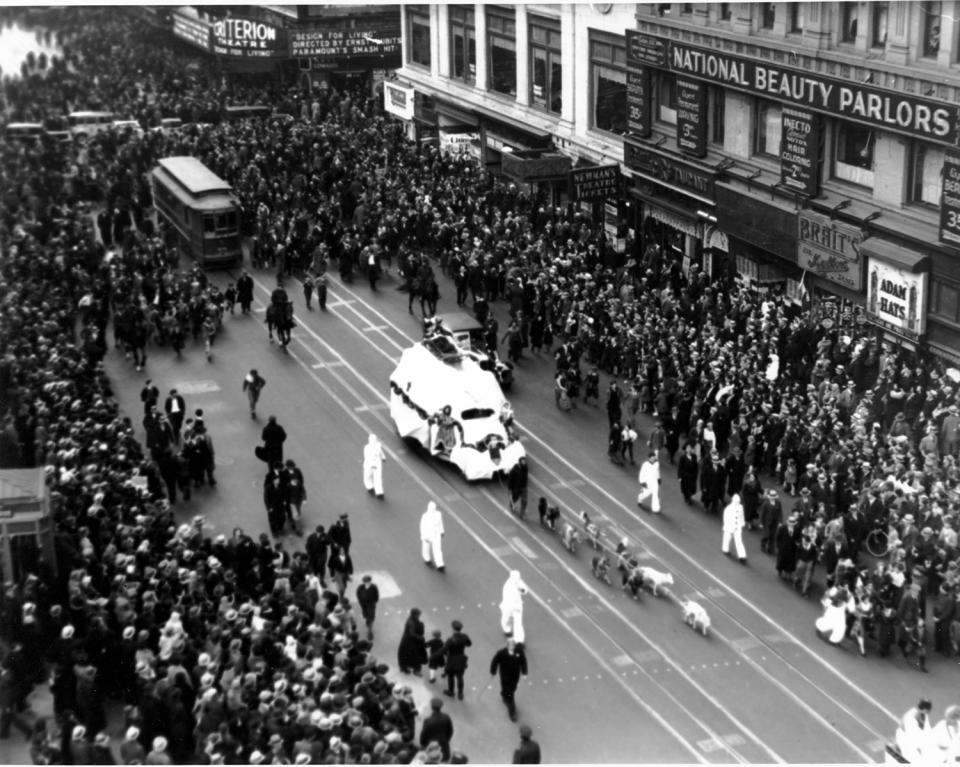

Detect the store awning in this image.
[434,101,478,127]
[628,188,703,238]
[859,237,929,273]
[502,150,572,184]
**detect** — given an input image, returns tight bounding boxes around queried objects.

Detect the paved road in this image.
[100,261,955,763]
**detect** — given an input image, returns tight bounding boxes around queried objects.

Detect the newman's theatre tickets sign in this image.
[626,31,960,147]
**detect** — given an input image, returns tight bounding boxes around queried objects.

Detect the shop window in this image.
[871,1,888,46]
[909,142,944,207]
[590,33,627,135]
[833,120,875,187]
[408,7,431,68]
[488,9,516,97]
[656,71,677,125]
[754,99,781,157]
[789,3,804,33]
[719,2,731,20]
[711,87,725,145]
[759,2,776,29]
[840,2,858,43]
[922,0,941,57]
[450,6,476,83]
[530,17,562,114]
[933,280,960,323]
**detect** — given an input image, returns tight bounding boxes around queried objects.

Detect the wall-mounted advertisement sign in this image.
[865,257,928,340]
[570,164,621,202]
[627,34,960,146]
[383,82,415,120]
[212,17,287,58]
[627,69,651,137]
[623,140,716,200]
[290,28,402,67]
[675,76,707,157]
[797,211,862,291]
[940,148,960,248]
[172,11,211,52]
[780,106,822,196]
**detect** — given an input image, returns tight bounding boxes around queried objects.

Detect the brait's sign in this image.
[212,18,286,57]
[797,211,862,291]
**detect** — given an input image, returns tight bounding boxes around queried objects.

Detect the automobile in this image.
[428,312,514,390]
[111,119,145,140]
[4,122,44,144]
[149,117,182,135]
[43,116,72,144]
[389,335,525,481]
[68,110,115,141]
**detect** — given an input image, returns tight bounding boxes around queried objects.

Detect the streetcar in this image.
[150,156,242,268]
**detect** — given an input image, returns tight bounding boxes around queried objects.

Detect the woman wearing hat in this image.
[397,608,427,676]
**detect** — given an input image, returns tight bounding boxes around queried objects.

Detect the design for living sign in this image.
[866,258,928,340]
[797,211,862,290]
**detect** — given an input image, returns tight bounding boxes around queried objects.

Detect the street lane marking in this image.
[731,637,761,652]
[698,734,747,753]
[363,570,401,599]
[560,607,583,619]
[491,546,513,557]
[706,587,727,598]
[326,300,355,308]
[311,361,346,369]
[763,632,792,644]
[363,325,389,332]
[509,537,537,559]
[612,654,633,667]
[634,650,660,664]
[354,404,389,412]
[866,740,886,753]
[172,380,221,395]
[548,478,586,489]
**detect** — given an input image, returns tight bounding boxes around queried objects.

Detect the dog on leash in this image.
[560,522,580,553]
[637,566,674,596]
[538,497,560,531]
[591,555,612,585]
[681,600,711,636]
[578,510,602,550]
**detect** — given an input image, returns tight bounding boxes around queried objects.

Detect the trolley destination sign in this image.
[626,31,960,146]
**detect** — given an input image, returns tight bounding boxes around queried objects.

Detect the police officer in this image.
[443,620,472,701]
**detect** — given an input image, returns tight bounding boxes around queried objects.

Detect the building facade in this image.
[395,2,960,363]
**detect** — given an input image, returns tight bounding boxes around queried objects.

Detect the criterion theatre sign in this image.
[626,32,960,146]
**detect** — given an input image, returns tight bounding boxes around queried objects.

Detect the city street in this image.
[101,262,953,764]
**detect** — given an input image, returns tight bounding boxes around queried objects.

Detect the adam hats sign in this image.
[866,258,928,340]
[383,83,415,121]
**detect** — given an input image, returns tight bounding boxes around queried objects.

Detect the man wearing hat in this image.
[443,621,472,700]
[489,637,527,722]
[356,574,380,641]
[121,726,146,764]
[92,732,114,764]
[419,698,454,761]
[329,513,352,555]
[512,724,541,764]
[700,449,726,516]
[146,735,171,765]
[759,488,783,554]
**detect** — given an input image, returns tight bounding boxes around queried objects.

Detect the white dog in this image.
[681,600,711,636]
[637,567,674,596]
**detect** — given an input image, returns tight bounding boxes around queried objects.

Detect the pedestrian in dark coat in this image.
[740,466,763,530]
[759,489,784,553]
[512,725,541,764]
[237,272,254,314]
[775,514,801,578]
[306,525,329,583]
[163,390,186,443]
[507,457,528,517]
[397,608,427,675]
[700,450,727,515]
[443,620,472,700]
[260,416,287,464]
[606,382,622,429]
[419,697,454,761]
[489,638,527,721]
[329,513,352,555]
[355,574,380,640]
[327,545,353,596]
[677,443,699,503]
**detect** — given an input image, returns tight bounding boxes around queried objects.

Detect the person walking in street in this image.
[282,459,306,536]
[443,620,472,700]
[303,274,315,310]
[355,574,380,641]
[327,544,353,597]
[363,433,386,499]
[329,513,352,555]
[507,456,528,518]
[420,501,445,572]
[512,724,541,764]
[722,494,748,564]
[317,273,328,311]
[306,525,329,585]
[264,462,287,537]
[420,697,454,762]
[260,415,287,464]
[164,389,186,443]
[677,442,699,504]
[237,271,254,315]
[499,570,530,644]
[637,451,662,513]
[759,488,783,553]
[397,608,427,675]
[489,637,528,722]
[243,369,266,419]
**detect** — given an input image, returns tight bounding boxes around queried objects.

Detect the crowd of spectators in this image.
[2,3,960,762]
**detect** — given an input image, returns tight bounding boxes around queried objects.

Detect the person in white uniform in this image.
[499,570,530,644]
[636,452,661,512]
[362,433,386,498]
[722,494,747,563]
[420,501,445,572]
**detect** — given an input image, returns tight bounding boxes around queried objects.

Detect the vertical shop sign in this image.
[675,76,706,157]
[627,68,651,137]
[940,148,960,246]
[780,106,821,196]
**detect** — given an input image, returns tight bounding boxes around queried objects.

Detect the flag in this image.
[797,270,810,304]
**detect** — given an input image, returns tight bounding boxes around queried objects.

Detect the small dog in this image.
[560,522,580,553]
[578,510,602,550]
[681,600,711,636]
[637,566,674,596]
[591,555,612,585]
[538,497,560,531]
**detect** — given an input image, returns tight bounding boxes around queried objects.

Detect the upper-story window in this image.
[755,99,782,157]
[834,120,875,188]
[789,3,804,33]
[407,6,431,68]
[530,16,562,114]
[590,33,627,135]
[656,71,677,125]
[922,0,942,57]
[759,2,776,29]
[719,3,731,20]
[909,142,945,207]
[711,87,725,146]
[449,6,476,83]
[840,2,858,43]
[680,3,693,15]
[871,1,888,46]
[487,8,516,97]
